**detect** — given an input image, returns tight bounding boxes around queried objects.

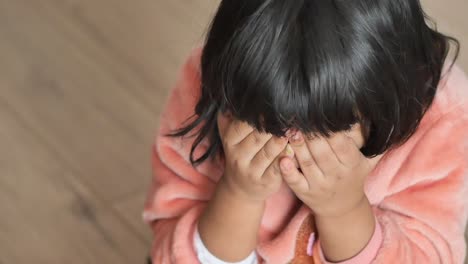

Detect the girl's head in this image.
[171,0,459,165]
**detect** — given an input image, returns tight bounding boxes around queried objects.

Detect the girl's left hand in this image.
[280,125,373,217]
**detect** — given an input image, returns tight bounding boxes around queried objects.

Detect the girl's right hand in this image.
[217,114,291,202]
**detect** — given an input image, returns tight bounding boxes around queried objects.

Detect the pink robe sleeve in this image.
[374,103,468,263]
[313,100,468,264]
[313,102,468,264]
[143,49,222,263]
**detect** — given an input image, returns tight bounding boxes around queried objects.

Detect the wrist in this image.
[314,196,376,262]
[198,178,265,262]
[313,192,367,218]
[218,177,268,206]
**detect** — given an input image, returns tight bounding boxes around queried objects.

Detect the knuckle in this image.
[253,133,263,144]
[248,172,260,183]
[289,177,302,187]
[260,147,274,161]
[233,124,242,136]
[334,137,350,153]
[328,166,340,176]
[232,157,247,170]
[290,139,305,147]
[271,164,281,176]
[302,158,316,168]
[231,157,241,168]
[313,145,327,157]
[336,173,344,181]
[221,137,232,148]
[319,183,332,193]
[250,156,261,167]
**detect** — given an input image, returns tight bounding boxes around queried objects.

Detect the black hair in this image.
[170,0,460,166]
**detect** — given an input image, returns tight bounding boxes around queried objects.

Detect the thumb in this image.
[280,157,308,193]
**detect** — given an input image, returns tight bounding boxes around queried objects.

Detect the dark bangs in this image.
[170,0,459,165]
[207,1,361,137]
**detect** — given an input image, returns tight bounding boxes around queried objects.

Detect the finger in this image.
[283,144,296,159]
[250,136,288,173]
[280,145,303,169]
[328,134,363,168]
[225,120,254,146]
[280,143,300,168]
[345,123,365,149]
[289,131,324,180]
[217,112,232,138]
[261,154,284,184]
[305,133,341,176]
[238,129,273,152]
[279,157,309,193]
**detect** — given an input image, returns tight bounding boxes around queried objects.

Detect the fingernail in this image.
[307,233,316,256]
[285,129,297,139]
[286,144,294,157]
[281,160,293,171]
[291,131,303,142]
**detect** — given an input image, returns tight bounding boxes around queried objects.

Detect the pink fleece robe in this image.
[143,48,468,264]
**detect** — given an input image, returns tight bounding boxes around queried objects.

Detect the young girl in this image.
[144,1,468,263]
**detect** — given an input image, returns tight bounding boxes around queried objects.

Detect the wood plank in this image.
[114,193,153,244]
[0,98,147,264]
[422,0,468,71]
[40,0,219,92]
[0,0,156,201]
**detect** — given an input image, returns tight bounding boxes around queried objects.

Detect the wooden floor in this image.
[0,1,466,263]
